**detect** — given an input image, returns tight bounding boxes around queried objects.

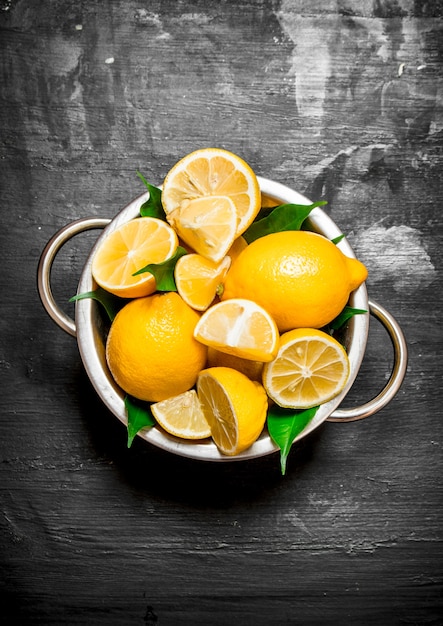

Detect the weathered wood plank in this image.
[1,0,442,624]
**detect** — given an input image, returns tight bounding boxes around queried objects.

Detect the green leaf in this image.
[243,201,327,243]
[132,246,188,292]
[136,171,166,220]
[69,287,125,321]
[267,405,319,475]
[253,205,279,221]
[329,306,367,331]
[331,233,346,245]
[125,395,156,448]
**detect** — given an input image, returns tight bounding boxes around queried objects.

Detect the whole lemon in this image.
[106,292,207,402]
[221,230,367,331]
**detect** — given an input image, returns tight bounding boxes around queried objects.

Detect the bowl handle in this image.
[37,217,111,337]
[327,300,408,422]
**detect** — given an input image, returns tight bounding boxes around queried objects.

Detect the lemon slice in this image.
[166,195,237,262]
[151,390,211,440]
[262,328,350,409]
[91,217,178,298]
[162,148,261,237]
[197,367,268,455]
[193,298,279,362]
[174,253,231,311]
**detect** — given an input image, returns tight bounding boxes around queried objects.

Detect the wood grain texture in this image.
[1,0,442,624]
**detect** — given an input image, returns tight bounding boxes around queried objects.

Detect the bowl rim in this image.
[75,177,369,461]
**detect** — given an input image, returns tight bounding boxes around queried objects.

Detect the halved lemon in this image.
[151,390,211,440]
[162,147,261,241]
[167,195,237,262]
[197,367,268,455]
[193,298,279,362]
[91,217,178,298]
[174,253,231,311]
[262,328,350,409]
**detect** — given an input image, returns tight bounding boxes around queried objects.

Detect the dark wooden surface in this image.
[1,1,442,624]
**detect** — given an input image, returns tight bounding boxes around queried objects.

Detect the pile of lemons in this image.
[90,149,368,456]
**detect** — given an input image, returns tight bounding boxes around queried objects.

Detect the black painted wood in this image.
[1,1,442,624]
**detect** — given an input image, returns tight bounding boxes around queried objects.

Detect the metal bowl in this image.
[38,177,408,461]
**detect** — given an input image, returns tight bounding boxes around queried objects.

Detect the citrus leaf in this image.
[69,287,125,321]
[244,201,327,243]
[125,395,156,448]
[267,405,319,475]
[136,172,166,220]
[329,306,367,331]
[331,233,346,245]
[254,205,279,221]
[132,246,188,291]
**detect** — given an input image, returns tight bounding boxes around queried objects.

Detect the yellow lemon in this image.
[197,367,268,455]
[194,298,279,362]
[174,253,231,311]
[161,148,261,260]
[262,328,350,409]
[106,292,207,402]
[222,230,368,331]
[91,217,178,298]
[167,195,238,263]
[151,390,211,440]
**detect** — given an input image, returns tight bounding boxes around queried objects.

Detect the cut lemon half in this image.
[262,328,350,409]
[174,253,231,311]
[197,367,268,455]
[167,195,237,263]
[91,217,178,298]
[162,148,261,237]
[194,298,279,362]
[151,390,211,440]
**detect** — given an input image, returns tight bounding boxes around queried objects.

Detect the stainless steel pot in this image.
[38,178,408,461]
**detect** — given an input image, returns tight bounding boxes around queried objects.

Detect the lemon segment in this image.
[174,253,231,311]
[91,217,178,298]
[194,298,279,362]
[166,195,237,263]
[262,328,350,409]
[151,390,211,440]
[197,367,268,455]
